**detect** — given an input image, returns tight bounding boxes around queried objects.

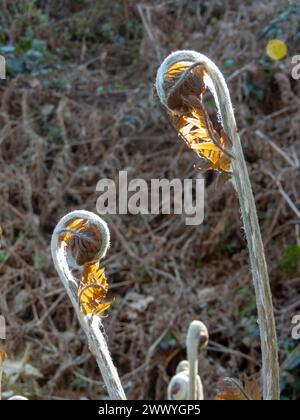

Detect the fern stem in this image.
[156,51,280,400]
[51,210,126,400]
[0,350,5,400]
[186,320,207,400]
[230,134,279,400]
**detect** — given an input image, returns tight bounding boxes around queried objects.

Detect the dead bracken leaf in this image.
[126,292,154,313]
[243,375,261,401]
[0,348,7,363]
[215,376,261,401]
[3,359,43,381]
[78,261,113,316]
[216,378,249,400]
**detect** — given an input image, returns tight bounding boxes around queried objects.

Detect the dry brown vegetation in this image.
[0,0,300,400]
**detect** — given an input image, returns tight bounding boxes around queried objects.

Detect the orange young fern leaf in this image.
[161,61,232,174]
[215,377,261,401]
[58,216,113,316]
[78,261,113,316]
[171,98,231,173]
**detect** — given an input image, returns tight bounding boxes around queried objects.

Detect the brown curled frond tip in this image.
[59,217,103,266]
[161,61,232,174]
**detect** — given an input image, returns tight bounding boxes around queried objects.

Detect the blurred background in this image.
[0,0,299,400]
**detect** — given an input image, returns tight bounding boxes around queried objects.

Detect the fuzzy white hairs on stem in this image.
[51,210,126,400]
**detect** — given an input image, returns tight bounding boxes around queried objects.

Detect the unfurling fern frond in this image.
[159,59,232,174]
[59,217,103,266]
[51,210,126,400]
[58,216,113,317]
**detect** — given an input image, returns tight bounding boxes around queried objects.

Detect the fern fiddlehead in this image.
[156,51,280,400]
[51,210,126,400]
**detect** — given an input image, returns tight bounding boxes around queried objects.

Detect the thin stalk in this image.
[186,320,208,400]
[51,210,126,400]
[0,349,6,400]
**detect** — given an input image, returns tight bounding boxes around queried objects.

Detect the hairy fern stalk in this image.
[168,320,209,400]
[156,51,280,400]
[51,210,126,400]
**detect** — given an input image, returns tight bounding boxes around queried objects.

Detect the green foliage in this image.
[70,369,88,390]
[111,299,121,310]
[244,80,265,102]
[284,338,296,357]
[262,6,300,38]
[224,58,235,68]
[280,339,300,399]
[31,6,49,27]
[236,287,259,345]
[210,16,219,26]
[0,1,60,78]
[0,250,7,264]
[136,267,145,283]
[6,36,59,77]
[47,124,62,141]
[278,244,300,275]
[160,332,176,350]
[225,244,234,257]
[0,25,7,44]
[33,254,44,269]
[237,287,256,320]
[194,257,203,268]
[96,85,107,96]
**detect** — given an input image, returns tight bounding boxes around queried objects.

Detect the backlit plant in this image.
[51,210,126,400]
[156,50,280,400]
